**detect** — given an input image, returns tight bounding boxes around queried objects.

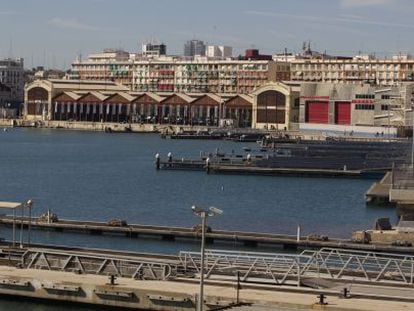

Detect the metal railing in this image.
[21,249,177,281]
[179,248,414,286]
[17,247,414,286]
[391,164,414,189]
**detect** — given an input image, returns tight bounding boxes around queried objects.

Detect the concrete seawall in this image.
[11,119,215,133]
[0,119,14,127]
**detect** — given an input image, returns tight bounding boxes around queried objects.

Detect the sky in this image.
[0,0,413,69]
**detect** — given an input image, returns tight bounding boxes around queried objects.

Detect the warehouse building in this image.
[24,79,253,127]
[299,82,414,135]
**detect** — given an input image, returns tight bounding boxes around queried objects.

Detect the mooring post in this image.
[109,274,117,285]
[155,153,160,170]
[341,287,350,299]
[236,271,241,304]
[206,157,210,174]
[167,152,172,168]
[317,294,327,305]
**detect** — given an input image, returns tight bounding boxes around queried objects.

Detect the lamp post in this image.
[191,205,223,311]
[411,99,414,172]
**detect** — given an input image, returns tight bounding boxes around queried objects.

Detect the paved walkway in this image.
[0,266,413,311]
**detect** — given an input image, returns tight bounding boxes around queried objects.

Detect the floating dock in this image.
[155,138,409,179]
[2,215,414,254]
[365,172,393,205]
[157,158,386,179]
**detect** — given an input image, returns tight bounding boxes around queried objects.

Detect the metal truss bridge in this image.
[179,248,414,286]
[11,246,414,287]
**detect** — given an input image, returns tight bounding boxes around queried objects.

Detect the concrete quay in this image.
[0,119,14,128]
[365,172,393,205]
[0,266,412,311]
[9,118,216,134]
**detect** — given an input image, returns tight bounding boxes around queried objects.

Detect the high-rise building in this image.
[142,43,167,58]
[184,40,206,57]
[0,58,24,102]
[206,45,232,58]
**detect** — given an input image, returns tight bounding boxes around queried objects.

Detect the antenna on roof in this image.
[8,37,13,59]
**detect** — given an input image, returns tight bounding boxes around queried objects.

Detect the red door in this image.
[306,101,329,124]
[335,101,351,125]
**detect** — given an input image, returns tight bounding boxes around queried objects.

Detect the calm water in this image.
[0,128,397,310]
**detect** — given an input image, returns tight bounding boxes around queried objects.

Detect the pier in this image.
[365,165,414,211]
[365,172,393,205]
[0,243,413,310]
[156,139,409,178]
[2,215,414,254]
[157,157,387,178]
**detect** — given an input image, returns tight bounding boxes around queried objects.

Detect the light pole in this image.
[191,205,223,311]
[411,99,414,171]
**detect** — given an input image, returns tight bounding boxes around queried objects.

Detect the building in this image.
[289,55,414,86]
[299,82,414,134]
[0,83,13,118]
[24,79,129,121]
[24,79,254,127]
[251,82,300,130]
[70,50,291,94]
[134,59,282,94]
[0,58,25,103]
[184,40,206,57]
[25,79,414,134]
[142,43,167,58]
[206,45,232,58]
[244,49,272,61]
[88,49,130,62]
[70,50,134,89]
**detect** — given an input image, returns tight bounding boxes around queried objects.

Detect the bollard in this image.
[246,154,251,163]
[206,157,210,174]
[341,287,350,299]
[155,153,160,170]
[109,274,117,285]
[316,294,327,305]
[167,152,172,168]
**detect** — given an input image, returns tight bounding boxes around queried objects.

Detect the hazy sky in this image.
[1,0,413,69]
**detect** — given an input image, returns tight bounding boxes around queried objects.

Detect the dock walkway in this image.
[2,215,414,254]
[365,172,393,205]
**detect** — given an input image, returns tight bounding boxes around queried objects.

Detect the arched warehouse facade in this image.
[251,82,300,130]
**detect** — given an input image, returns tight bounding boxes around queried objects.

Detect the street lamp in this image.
[191,205,223,311]
[411,99,414,171]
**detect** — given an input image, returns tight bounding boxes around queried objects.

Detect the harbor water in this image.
[0,128,397,310]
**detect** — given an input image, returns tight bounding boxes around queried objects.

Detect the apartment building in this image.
[70,50,291,94]
[290,54,414,86]
[0,58,25,102]
[133,59,278,94]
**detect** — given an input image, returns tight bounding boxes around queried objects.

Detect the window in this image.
[355,94,375,99]
[381,105,389,110]
[381,94,391,99]
[355,104,375,110]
